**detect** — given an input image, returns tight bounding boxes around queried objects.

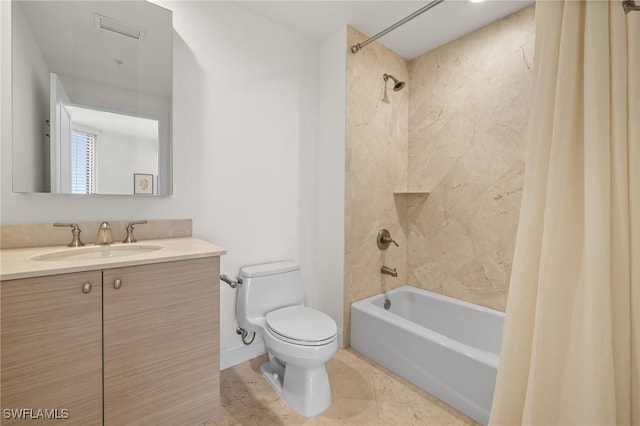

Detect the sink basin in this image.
[31,245,163,262]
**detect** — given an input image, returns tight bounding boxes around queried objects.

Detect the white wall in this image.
[2,1,346,367]
[314,28,347,337]
[95,130,158,195]
[10,2,50,193]
[162,0,322,363]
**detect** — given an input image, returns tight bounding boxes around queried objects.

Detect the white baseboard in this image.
[337,329,344,348]
[220,338,266,370]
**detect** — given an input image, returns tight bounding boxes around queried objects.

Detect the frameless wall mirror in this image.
[11,0,172,195]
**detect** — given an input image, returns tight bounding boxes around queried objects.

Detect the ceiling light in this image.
[94,14,144,40]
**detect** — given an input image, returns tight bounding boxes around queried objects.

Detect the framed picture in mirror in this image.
[134,173,153,195]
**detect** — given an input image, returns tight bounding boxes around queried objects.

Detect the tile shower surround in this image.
[344,26,409,346]
[344,6,535,345]
[407,7,533,312]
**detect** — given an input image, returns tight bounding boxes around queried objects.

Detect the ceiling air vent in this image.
[94,14,145,40]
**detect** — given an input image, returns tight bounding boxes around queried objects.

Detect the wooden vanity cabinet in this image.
[1,256,220,426]
[1,271,103,425]
[103,257,220,425]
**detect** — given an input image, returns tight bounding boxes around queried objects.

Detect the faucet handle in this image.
[54,223,76,227]
[128,220,148,226]
[53,223,85,247]
[122,220,147,243]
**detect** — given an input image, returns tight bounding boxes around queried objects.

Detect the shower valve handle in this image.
[377,229,399,250]
[381,235,399,247]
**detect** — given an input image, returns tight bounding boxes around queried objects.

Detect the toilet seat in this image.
[266,306,337,347]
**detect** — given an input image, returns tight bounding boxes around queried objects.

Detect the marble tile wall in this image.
[407,6,535,311]
[344,26,409,346]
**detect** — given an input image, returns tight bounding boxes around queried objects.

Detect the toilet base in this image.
[260,357,331,417]
[260,357,284,394]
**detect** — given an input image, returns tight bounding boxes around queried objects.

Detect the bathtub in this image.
[350,285,504,425]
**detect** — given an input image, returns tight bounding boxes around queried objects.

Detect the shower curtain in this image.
[489,1,639,425]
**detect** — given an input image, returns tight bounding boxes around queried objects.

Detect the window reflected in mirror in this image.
[70,129,96,194]
[66,106,159,195]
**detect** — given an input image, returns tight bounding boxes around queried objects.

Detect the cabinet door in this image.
[103,257,220,426]
[1,271,103,425]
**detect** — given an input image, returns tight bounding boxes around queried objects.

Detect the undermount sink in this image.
[31,244,163,262]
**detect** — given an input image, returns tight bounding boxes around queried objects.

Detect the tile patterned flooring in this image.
[208,348,479,425]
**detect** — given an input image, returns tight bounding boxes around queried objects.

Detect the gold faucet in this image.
[122,220,148,243]
[53,223,85,247]
[95,222,113,245]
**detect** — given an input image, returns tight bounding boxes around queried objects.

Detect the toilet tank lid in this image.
[240,261,300,278]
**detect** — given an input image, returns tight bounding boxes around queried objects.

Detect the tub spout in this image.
[381,265,397,277]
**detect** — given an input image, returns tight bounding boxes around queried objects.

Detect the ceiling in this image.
[238,0,534,59]
[70,106,159,141]
[17,1,172,97]
[16,0,533,93]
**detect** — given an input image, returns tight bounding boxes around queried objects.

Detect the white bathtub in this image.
[350,285,504,425]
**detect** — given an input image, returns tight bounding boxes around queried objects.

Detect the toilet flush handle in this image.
[220,274,243,288]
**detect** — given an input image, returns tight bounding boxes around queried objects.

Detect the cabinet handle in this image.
[82,283,92,294]
[113,278,123,290]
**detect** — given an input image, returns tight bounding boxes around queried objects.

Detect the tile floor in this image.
[208,348,479,425]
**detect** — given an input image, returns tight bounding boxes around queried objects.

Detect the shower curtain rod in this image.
[351,0,637,54]
[350,0,445,54]
[623,0,640,13]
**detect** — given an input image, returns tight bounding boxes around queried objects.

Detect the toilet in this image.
[236,261,338,417]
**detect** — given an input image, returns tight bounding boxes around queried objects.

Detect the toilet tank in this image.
[236,261,304,332]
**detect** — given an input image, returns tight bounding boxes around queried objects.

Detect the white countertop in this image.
[0,237,226,281]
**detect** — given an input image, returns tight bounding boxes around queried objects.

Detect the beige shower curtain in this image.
[489,1,639,425]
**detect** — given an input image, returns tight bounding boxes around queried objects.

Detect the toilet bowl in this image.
[236,261,338,417]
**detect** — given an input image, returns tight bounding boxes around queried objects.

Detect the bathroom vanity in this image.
[0,237,225,425]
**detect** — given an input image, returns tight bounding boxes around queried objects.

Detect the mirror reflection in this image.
[12,0,172,195]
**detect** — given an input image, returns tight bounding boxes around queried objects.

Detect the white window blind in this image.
[71,130,96,194]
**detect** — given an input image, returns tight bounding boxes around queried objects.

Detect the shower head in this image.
[383,73,405,91]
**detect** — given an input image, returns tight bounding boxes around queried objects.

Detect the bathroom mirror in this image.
[11,0,172,195]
